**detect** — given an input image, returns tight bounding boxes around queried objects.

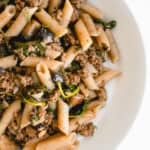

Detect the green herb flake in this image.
[32,115,39,121]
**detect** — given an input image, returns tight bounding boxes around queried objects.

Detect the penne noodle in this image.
[58,100,69,135]
[61,46,79,68]
[45,47,62,59]
[0,135,18,150]
[20,56,63,72]
[96,69,121,86]
[5,7,38,37]
[35,9,68,38]
[0,55,17,69]
[96,25,110,50]
[85,63,98,74]
[105,29,120,63]
[48,0,62,13]
[20,104,33,129]
[61,0,74,27]
[87,100,106,113]
[0,100,21,135]
[0,5,16,29]
[22,19,41,38]
[81,2,103,19]
[83,74,99,90]
[75,19,93,51]
[69,111,96,132]
[36,132,77,150]
[81,13,98,36]
[36,62,55,90]
[23,139,40,150]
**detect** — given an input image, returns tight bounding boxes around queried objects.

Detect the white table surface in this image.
[118,0,150,150]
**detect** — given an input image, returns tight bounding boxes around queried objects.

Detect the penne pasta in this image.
[96,69,121,86]
[20,56,63,72]
[58,100,69,135]
[22,19,41,38]
[105,29,120,63]
[85,63,98,74]
[81,2,103,19]
[0,135,18,150]
[0,100,21,135]
[45,45,62,59]
[23,139,40,150]
[61,0,74,27]
[20,104,33,129]
[48,0,62,13]
[83,74,99,90]
[36,132,77,150]
[0,5,16,29]
[0,55,17,69]
[96,25,110,50]
[75,19,93,51]
[40,0,49,9]
[61,46,79,68]
[35,9,68,38]
[69,111,96,132]
[5,7,38,37]
[81,13,98,36]
[36,62,55,90]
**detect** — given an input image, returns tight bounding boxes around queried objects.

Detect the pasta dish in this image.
[0,0,121,149]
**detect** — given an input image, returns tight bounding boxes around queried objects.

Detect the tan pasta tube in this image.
[5,7,38,37]
[96,25,110,50]
[36,132,77,150]
[45,48,62,59]
[22,19,41,38]
[0,55,17,69]
[61,0,74,27]
[61,46,79,68]
[83,74,99,90]
[75,19,92,51]
[36,62,55,90]
[48,0,62,13]
[23,139,40,150]
[0,100,21,135]
[105,29,120,63]
[0,135,18,150]
[20,104,33,129]
[96,69,121,86]
[58,100,69,135]
[35,9,68,38]
[81,13,98,36]
[0,5,16,29]
[20,56,63,72]
[69,111,96,132]
[81,2,103,19]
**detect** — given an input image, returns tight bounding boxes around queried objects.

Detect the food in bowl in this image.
[0,0,121,149]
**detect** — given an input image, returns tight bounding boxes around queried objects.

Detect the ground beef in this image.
[64,73,81,85]
[16,75,33,87]
[0,73,15,93]
[87,49,103,72]
[46,42,63,53]
[26,0,48,7]
[75,52,88,67]
[70,0,85,9]
[15,0,26,11]
[49,90,61,102]
[77,122,95,137]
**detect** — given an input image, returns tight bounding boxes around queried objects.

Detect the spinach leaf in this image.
[94,18,117,29]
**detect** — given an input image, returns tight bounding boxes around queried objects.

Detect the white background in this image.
[118,0,150,150]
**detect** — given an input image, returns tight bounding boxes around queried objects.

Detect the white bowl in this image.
[79,0,146,150]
